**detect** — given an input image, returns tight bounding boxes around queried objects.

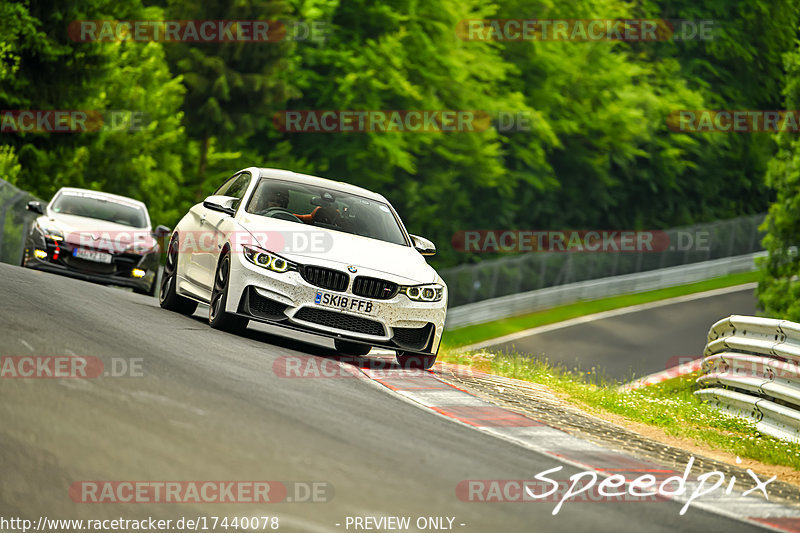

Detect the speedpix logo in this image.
[457,457,776,516]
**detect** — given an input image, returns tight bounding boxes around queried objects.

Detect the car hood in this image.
[41,213,155,252]
[237,214,437,285]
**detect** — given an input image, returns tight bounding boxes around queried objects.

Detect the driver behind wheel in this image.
[251,185,290,213]
[252,184,339,225]
[265,187,290,209]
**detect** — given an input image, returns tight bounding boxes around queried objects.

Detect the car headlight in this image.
[37,221,64,241]
[242,245,296,273]
[400,283,444,302]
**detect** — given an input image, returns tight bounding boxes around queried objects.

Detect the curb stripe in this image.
[349,354,800,532]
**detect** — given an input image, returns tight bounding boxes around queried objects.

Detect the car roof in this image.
[254,168,389,203]
[54,187,148,209]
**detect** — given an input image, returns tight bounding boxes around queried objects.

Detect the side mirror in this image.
[410,234,436,256]
[26,201,44,215]
[153,225,171,238]
[202,195,237,217]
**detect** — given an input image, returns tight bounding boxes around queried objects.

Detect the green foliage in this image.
[264,0,533,266]
[2,0,799,268]
[162,0,293,185]
[440,350,800,468]
[637,0,800,227]
[0,146,22,185]
[758,41,800,320]
[0,0,192,227]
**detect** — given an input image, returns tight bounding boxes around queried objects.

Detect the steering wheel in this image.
[259,207,303,223]
[313,206,342,226]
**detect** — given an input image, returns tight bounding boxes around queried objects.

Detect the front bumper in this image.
[22,237,159,292]
[227,251,446,355]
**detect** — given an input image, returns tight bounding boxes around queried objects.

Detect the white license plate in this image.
[315,292,375,315]
[73,248,113,264]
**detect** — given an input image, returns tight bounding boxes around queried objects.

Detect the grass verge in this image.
[441,270,759,350]
[439,350,800,468]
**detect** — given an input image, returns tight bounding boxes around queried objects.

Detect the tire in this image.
[159,234,198,315]
[396,351,437,370]
[334,339,372,356]
[209,253,249,333]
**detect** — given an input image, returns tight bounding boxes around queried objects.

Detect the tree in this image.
[0,0,192,226]
[757,43,800,320]
[162,0,293,192]
[260,0,545,266]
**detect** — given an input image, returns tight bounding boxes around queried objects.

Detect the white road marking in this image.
[18,338,34,352]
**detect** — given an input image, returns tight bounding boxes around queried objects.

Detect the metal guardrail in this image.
[696,315,800,443]
[0,179,41,265]
[445,252,763,329]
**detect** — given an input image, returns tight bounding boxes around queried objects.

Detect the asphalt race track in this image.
[0,264,767,532]
[487,286,758,382]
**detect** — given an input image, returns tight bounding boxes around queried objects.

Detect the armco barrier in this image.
[696,315,800,443]
[0,179,41,265]
[445,252,763,330]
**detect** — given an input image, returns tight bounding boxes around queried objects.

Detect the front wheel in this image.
[209,253,249,334]
[334,339,372,356]
[396,351,437,370]
[159,235,198,315]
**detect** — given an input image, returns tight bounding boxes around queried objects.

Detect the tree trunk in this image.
[196,136,210,200]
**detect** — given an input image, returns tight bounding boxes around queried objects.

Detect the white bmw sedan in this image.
[159,167,447,369]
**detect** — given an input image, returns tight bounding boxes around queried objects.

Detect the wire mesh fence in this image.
[0,179,41,265]
[441,215,765,307]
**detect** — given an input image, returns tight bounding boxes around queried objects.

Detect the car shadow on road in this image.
[185,312,407,372]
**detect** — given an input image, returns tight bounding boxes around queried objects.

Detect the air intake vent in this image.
[353,276,399,300]
[392,323,434,351]
[300,265,349,292]
[294,307,385,336]
[247,288,288,320]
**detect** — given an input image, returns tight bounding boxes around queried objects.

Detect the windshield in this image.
[246,179,408,246]
[50,192,149,228]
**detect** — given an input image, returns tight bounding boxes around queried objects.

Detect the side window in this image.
[214,173,240,196]
[225,172,252,210]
